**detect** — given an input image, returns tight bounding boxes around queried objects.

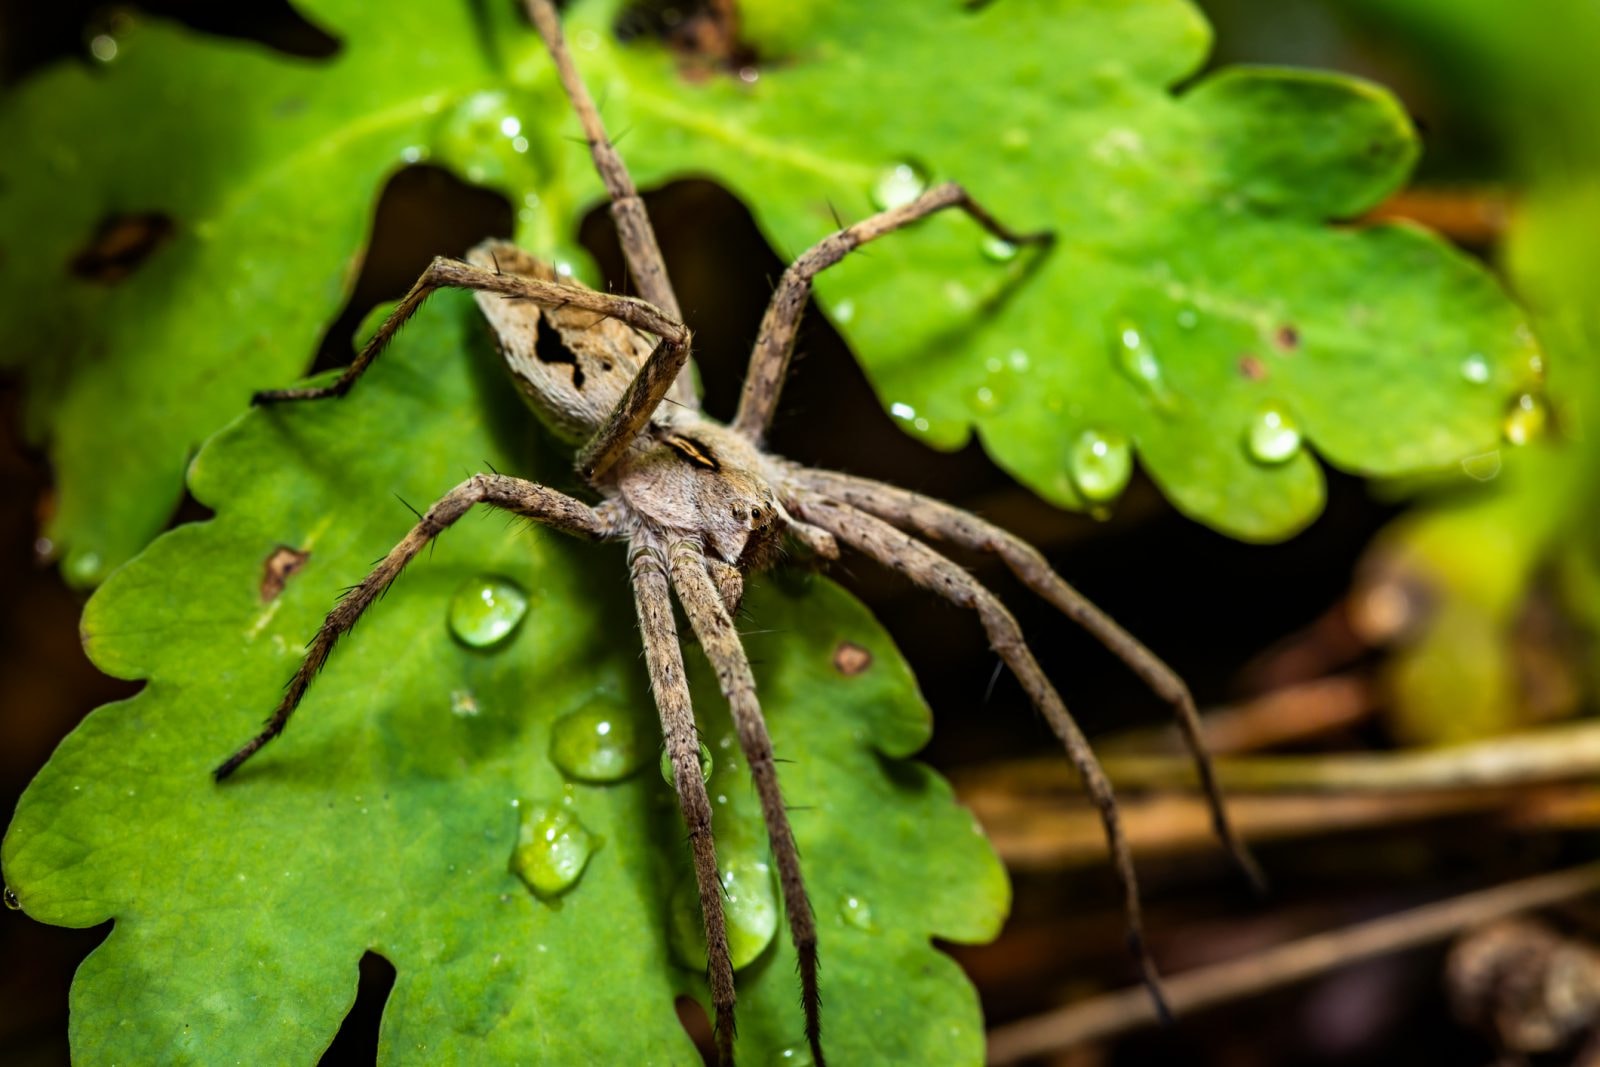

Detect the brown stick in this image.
[987,862,1600,1063]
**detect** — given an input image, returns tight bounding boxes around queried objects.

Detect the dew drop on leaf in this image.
[510,802,596,900]
[447,576,528,648]
[434,90,540,187]
[980,235,1018,263]
[777,1045,816,1064]
[1110,318,1176,409]
[659,742,713,786]
[1245,405,1302,465]
[1503,393,1548,445]
[669,856,780,971]
[550,701,647,783]
[870,162,928,211]
[1460,353,1491,384]
[839,894,874,930]
[3,886,20,911]
[1460,450,1503,482]
[1069,428,1132,504]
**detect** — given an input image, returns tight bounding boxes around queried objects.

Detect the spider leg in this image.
[668,538,825,1066]
[213,474,610,780]
[632,535,738,1066]
[253,256,684,407]
[731,182,1052,444]
[790,492,1172,1021]
[523,0,696,410]
[792,466,1264,894]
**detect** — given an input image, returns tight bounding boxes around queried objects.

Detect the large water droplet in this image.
[1069,429,1132,504]
[669,857,780,971]
[3,886,20,911]
[839,894,874,930]
[1245,405,1302,465]
[871,162,929,211]
[660,742,714,786]
[1110,319,1176,409]
[550,701,647,783]
[510,802,596,899]
[1460,353,1491,384]
[448,576,529,648]
[1503,393,1548,446]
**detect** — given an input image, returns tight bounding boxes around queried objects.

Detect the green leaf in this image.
[1,292,1005,1063]
[3,0,1538,583]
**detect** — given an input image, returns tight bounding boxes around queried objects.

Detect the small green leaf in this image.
[1,292,1006,1063]
[3,0,1538,580]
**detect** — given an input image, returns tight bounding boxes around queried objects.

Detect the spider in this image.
[214,2,1261,1062]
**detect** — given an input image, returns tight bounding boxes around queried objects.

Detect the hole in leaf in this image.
[260,545,309,602]
[68,212,175,283]
[318,951,395,1066]
[674,994,715,1065]
[311,164,512,375]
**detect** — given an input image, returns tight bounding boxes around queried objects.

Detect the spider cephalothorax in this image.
[214,3,1260,1064]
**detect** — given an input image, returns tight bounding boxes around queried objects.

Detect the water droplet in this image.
[510,801,597,900]
[1069,429,1132,504]
[839,894,874,930]
[1245,405,1302,465]
[3,886,20,911]
[832,299,856,325]
[969,385,1001,414]
[981,236,1018,263]
[870,162,929,211]
[1460,353,1491,384]
[63,550,103,587]
[1110,319,1175,409]
[1460,450,1503,482]
[550,701,647,783]
[659,741,713,786]
[777,1045,816,1064]
[447,576,528,648]
[1503,393,1548,446]
[449,689,479,717]
[434,91,542,188]
[88,34,118,62]
[889,401,917,423]
[669,856,780,971]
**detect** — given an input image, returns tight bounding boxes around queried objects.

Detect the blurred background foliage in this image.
[7,0,1600,1065]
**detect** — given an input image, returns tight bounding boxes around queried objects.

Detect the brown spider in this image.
[214,2,1260,1063]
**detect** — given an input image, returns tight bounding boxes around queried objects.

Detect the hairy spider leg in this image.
[790,493,1173,1022]
[669,538,825,1067]
[632,534,739,1066]
[794,466,1265,894]
[731,181,1052,444]
[252,255,690,485]
[213,474,610,780]
[524,0,696,410]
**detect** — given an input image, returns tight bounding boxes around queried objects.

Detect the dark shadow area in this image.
[1,0,339,85]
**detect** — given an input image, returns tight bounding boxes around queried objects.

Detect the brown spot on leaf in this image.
[615,0,757,80]
[1238,354,1268,381]
[833,641,872,676]
[1274,324,1301,351]
[69,212,175,283]
[261,545,310,602]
